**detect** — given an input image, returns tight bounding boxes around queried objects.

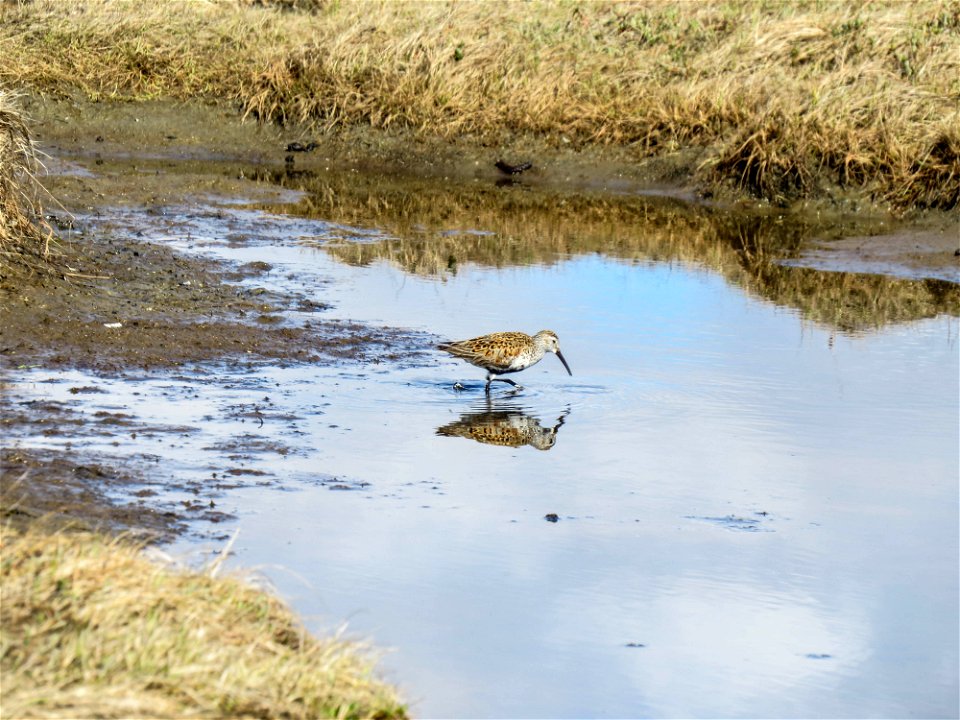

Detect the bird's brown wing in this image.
[438,332,530,372]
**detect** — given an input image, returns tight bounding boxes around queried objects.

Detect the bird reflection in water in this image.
[436,402,570,451]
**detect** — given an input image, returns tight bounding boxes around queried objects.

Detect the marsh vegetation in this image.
[2,0,958,209]
[0,90,53,279]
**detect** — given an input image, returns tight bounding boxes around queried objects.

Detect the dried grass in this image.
[0,521,407,719]
[0,90,53,280]
[1,0,957,209]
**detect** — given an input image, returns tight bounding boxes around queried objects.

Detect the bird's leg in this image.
[486,373,522,393]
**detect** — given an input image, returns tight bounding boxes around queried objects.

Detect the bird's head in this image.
[535,330,572,376]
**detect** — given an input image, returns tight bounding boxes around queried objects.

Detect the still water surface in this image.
[12,180,960,717]
[172,202,957,718]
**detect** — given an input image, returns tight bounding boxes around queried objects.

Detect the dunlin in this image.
[438,329,572,392]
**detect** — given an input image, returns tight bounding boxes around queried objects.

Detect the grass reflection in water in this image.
[257,169,959,333]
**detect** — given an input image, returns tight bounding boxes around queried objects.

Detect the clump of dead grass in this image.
[1,0,958,209]
[0,521,407,719]
[0,90,53,280]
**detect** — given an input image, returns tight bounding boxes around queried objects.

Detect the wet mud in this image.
[783,226,959,283]
[1,224,410,373]
[2,100,437,540]
[2,446,189,540]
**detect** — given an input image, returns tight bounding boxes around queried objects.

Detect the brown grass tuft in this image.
[0,90,54,280]
[1,522,407,719]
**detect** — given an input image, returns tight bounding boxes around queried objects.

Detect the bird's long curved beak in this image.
[555,350,572,376]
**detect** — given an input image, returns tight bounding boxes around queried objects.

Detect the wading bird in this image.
[438,329,572,392]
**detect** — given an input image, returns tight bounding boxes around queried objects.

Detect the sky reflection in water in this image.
[12,196,955,718]
[195,243,957,719]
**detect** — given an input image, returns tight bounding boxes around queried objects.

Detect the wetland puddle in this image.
[6,159,959,718]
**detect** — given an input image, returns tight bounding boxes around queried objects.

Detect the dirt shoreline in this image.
[2,95,957,542]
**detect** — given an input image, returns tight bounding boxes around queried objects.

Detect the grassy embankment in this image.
[1,0,958,211]
[1,520,407,719]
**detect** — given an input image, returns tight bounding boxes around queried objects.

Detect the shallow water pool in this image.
[10,168,959,718]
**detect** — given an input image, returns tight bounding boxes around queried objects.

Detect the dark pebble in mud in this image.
[544,513,560,522]
[238,260,273,275]
[297,299,332,312]
[199,510,233,524]
[73,465,108,478]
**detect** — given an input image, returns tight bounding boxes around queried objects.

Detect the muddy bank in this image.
[782,226,959,283]
[3,97,429,377]
[5,227,355,366]
[1,447,187,540]
[1,98,439,541]
[1,221,420,374]
[25,94,703,201]
[1,233,424,541]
